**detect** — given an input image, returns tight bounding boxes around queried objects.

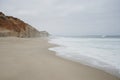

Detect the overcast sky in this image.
[0,0,120,36]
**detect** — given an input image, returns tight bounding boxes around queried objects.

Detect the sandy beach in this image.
[0,37,119,80]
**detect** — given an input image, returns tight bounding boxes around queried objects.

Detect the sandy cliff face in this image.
[0,12,48,38]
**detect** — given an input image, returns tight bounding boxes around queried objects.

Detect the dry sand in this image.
[0,37,119,80]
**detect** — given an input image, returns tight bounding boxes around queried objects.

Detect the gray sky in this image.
[1,0,120,36]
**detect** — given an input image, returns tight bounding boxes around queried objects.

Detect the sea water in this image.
[49,36,120,78]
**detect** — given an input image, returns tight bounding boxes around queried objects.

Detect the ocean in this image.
[49,36,120,78]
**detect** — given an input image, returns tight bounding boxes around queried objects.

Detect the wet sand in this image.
[0,37,119,80]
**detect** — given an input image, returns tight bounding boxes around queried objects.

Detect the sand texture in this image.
[0,37,119,80]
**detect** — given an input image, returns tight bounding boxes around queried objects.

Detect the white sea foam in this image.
[49,37,120,78]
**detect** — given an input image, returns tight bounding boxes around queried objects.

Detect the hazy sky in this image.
[0,0,120,36]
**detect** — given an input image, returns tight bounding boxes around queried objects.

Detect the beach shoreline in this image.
[0,37,119,80]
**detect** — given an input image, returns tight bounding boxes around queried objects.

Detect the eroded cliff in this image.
[0,12,48,38]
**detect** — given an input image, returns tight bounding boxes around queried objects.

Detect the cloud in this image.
[1,0,120,35]
[16,10,39,16]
